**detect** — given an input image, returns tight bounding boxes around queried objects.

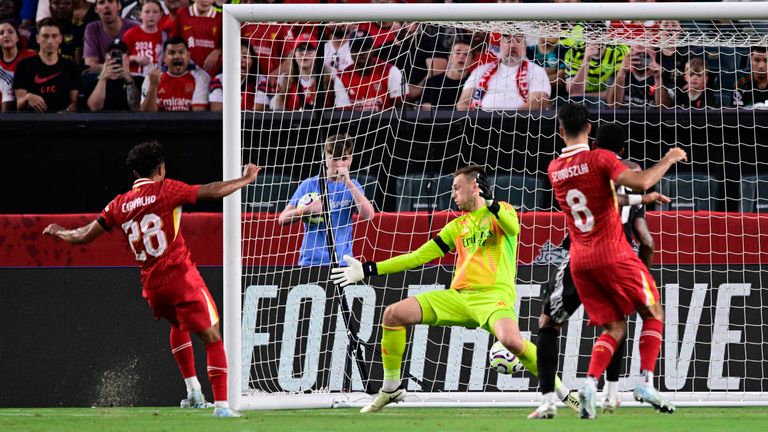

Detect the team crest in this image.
[532,240,568,265]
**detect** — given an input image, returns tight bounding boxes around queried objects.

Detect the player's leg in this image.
[601,337,626,413]
[195,323,238,417]
[360,296,423,413]
[170,325,207,408]
[633,302,675,413]
[528,314,562,419]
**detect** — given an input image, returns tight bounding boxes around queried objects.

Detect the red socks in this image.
[205,339,228,402]
[639,318,664,372]
[588,333,619,378]
[170,327,196,379]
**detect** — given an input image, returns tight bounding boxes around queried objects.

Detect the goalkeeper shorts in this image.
[415,288,518,334]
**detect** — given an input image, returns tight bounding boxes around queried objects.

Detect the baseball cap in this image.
[107,38,129,54]
[292,33,319,51]
[349,30,373,52]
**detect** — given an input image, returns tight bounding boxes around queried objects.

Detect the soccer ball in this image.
[297,192,324,224]
[488,340,524,375]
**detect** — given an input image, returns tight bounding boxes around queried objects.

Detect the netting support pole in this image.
[223,7,242,411]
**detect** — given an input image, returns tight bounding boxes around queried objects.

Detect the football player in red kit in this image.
[548,103,686,419]
[43,141,259,417]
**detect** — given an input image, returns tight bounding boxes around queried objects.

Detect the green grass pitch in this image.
[1,407,765,432]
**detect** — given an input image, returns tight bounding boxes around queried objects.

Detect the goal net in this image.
[222,3,768,410]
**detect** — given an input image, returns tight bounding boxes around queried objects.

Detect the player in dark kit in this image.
[548,103,686,419]
[43,141,259,417]
[528,123,671,420]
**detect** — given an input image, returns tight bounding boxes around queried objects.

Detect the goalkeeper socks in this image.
[587,333,618,379]
[514,339,539,378]
[170,327,197,383]
[639,318,663,373]
[381,325,406,392]
[536,327,559,394]
[605,337,626,382]
[205,339,228,402]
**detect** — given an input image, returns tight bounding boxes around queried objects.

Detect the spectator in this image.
[122,0,169,23]
[420,37,471,111]
[0,66,11,111]
[122,0,167,75]
[141,36,209,112]
[174,0,222,75]
[657,20,696,94]
[159,0,187,34]
[278,133,375,267]
[733,46,768,108]
[209,42,270,112]
[37,0,97,26]
[85,39,140,111]
[457,33,551,111]
[272,33,333,111]
[241,19,295,80]
[323,22,355,73]
[333,30,405,111]
[606,45,671,107]
[673,57,719,109]
[1,20,36,75]
[50,0,85,66]
[84,0,138,71]
[564,41,628,100]
[13,18,78,112]
[527,35,567,88]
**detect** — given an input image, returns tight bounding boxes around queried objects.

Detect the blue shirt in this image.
[288,176,364,266]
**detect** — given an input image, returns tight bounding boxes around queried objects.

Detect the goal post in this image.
[223,2,768,410]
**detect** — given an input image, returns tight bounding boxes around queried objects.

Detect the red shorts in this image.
[142,267,220,333]
[571,256,660,326]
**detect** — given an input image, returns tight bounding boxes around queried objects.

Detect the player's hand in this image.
[242,164,261,183]
[330,255,366,287]
[642,192,671,205]
[336,166,351,184]
[304,198,324,216]
[664,147,688,164]
[475,172,494,206]
[43,224,64,236]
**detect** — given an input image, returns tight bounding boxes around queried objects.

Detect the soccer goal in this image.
[222,2,768,410]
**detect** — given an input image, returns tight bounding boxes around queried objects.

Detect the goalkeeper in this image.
[332,165,579,414]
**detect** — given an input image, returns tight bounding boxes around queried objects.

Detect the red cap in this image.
[293,33,319,51]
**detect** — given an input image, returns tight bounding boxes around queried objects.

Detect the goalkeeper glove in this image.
[330,255,378,287]
[476,172,500,215]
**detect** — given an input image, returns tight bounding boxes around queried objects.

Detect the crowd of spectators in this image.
[1,0,767,113]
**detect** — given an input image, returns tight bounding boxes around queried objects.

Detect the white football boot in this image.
[360,388,407,413]
[633,383,676,414]
[527,399,557,419]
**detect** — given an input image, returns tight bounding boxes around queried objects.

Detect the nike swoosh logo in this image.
[34,72,63,85]
[183,25,193,31]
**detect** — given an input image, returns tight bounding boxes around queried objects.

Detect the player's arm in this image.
[330,235,453,287]
[338,168,375,221]
[615,148,687,191]
[632,216,655,270]
[197,164,260,201]
[617,192,671,207]
[43,219,106,244]
[476,173,519,236]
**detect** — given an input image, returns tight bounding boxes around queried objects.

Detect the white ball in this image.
[488,341,524,375]
[297,192,325,224]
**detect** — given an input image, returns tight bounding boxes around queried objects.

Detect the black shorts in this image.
[541,251,582,325]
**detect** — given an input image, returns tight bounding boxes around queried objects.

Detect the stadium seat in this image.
[396,174,455,211]
[658,173,723,211]
[739,175,768,213]
[491,175,545,212]
[242,175,296,212]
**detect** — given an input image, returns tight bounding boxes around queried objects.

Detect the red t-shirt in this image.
[335,59,396,111]
[100,178,201,288]
[241,23,294,76]
[174,6,222,74]
[122,26,165,75]
[142,68,210,111]
[548,144,633,271]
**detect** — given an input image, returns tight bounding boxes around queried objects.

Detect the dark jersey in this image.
[12,55,79,112]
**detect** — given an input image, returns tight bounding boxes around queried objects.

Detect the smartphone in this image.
[110,50,123,67]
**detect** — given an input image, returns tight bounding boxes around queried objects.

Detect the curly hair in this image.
[126,141,165,178]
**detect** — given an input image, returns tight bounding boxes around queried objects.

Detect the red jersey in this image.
[142,68,210,111]
[548,144,633,271]
[0,49,36,74]
[100,178,201,288]
[174,6,222,74]
[241,23,294,76]
[334,59,402,111]
[122,26,165,75]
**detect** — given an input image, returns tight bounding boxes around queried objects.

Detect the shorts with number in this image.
[415,288,518,334]
[142,266,220,333]
[571,255,659,326]
[541,252,582,325]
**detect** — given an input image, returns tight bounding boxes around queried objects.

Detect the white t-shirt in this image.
[0,68,13,105]
[323,41,353,73]
[463,61,551,110]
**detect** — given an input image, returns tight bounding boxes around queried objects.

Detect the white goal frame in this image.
[223,2,768,410]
